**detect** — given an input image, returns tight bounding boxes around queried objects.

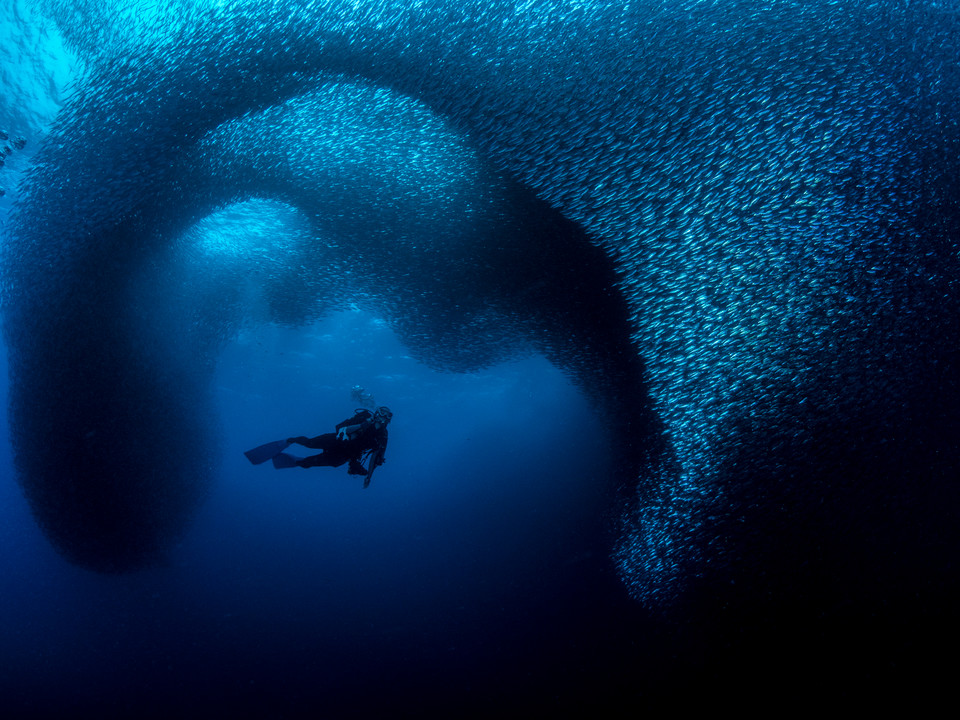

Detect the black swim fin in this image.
[244,440,290,465]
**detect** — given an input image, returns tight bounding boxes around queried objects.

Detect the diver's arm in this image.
[336,410,372,438]
[337,423,364,440]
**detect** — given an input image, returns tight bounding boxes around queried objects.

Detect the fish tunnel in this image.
[3,80,665,574]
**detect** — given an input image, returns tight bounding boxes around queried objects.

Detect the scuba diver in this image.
[244,407,393,488]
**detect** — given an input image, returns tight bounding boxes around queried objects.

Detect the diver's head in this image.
[374,406,393,425]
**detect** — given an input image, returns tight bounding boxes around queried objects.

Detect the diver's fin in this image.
[244,440,290,465]
[272,452,303,469]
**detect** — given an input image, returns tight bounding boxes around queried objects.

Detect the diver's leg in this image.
[297,453,340,469]
[288,433,337,450]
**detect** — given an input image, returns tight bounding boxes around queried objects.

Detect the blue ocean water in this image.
[0,311,620,715]
[3,0,960,715]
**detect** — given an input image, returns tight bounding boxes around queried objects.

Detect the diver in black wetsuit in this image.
[286,406,392,477]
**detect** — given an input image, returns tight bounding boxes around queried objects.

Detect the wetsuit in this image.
[288,409,388,472]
